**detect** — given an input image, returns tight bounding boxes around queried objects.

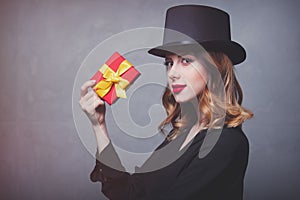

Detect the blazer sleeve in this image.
[90,127,249,200]
[154,128,249,200]
[90,142,147,200]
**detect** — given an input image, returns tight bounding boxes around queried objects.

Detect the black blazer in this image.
[90,126,249,200]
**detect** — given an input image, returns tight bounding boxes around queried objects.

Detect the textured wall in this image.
[0,0,299,199]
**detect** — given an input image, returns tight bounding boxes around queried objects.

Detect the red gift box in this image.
[90,52,140,105]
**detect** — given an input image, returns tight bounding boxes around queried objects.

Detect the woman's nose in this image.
[168,66,180,80]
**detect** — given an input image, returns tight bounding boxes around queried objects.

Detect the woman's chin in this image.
[174,97,193,104]
[174,96,186,103]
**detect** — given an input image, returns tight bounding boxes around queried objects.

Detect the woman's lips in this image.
[172,84,186,93]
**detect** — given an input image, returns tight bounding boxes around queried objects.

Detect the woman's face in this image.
[165,53,207,103]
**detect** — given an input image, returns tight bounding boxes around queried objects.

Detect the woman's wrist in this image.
[90,116,105,126]
[92,120,106,129]
[92,122,111,153]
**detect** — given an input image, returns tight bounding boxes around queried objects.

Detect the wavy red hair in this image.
[159,52,253,141]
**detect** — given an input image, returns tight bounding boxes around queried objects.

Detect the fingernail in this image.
[91,80,96,83]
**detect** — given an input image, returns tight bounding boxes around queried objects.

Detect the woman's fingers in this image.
[79,82,105,115]
[80,93,101,111]
[79,80,107,126]
[84,90,104,106]
[79,79,99,108]
[80,90,94,104]
[80,80,96,97]
[86,93,104,108]
[85,97,104,114]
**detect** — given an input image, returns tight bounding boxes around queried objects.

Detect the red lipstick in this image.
[172,84,186,93]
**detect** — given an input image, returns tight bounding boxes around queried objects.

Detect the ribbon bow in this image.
[94,60,131,98]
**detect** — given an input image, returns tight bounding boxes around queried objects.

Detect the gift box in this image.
[90,52,140,105]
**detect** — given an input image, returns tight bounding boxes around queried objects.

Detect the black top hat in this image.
[148,5,246,65]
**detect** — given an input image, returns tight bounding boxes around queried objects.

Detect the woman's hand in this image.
[79,80,106,126]
[79,80,110,152]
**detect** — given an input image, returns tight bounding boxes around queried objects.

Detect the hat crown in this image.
[148,5,246,65]
[163,5,231,44]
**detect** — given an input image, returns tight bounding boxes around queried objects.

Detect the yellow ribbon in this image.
[94,59,132,98]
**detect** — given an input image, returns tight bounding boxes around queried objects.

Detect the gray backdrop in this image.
[1,0,299,199]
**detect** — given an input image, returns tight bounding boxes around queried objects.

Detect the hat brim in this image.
[148,40,246,65]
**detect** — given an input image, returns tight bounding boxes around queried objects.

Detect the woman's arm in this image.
[92,123,110,154]
[79,80,146,200]
[90,123,128,179]
[90,140,133,200]
[90,132,147,200]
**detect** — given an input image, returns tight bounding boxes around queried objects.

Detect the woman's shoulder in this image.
[221,125,249,144]
[193,126,249,158]
[195,125,248,146]
[214,125,249,154]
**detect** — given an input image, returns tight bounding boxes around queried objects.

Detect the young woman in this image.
[79,5,253,200]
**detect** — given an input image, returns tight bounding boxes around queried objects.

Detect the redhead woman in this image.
[79,5,253,200]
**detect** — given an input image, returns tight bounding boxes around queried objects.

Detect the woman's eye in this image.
[182,57,193,64]
[164,61,173,68]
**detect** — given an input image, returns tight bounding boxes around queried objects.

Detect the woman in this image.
[79,5,253,200]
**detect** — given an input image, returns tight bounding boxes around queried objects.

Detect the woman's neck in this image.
[180,97,201,127]
[179,98,203,151]
[179,122,203,151]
